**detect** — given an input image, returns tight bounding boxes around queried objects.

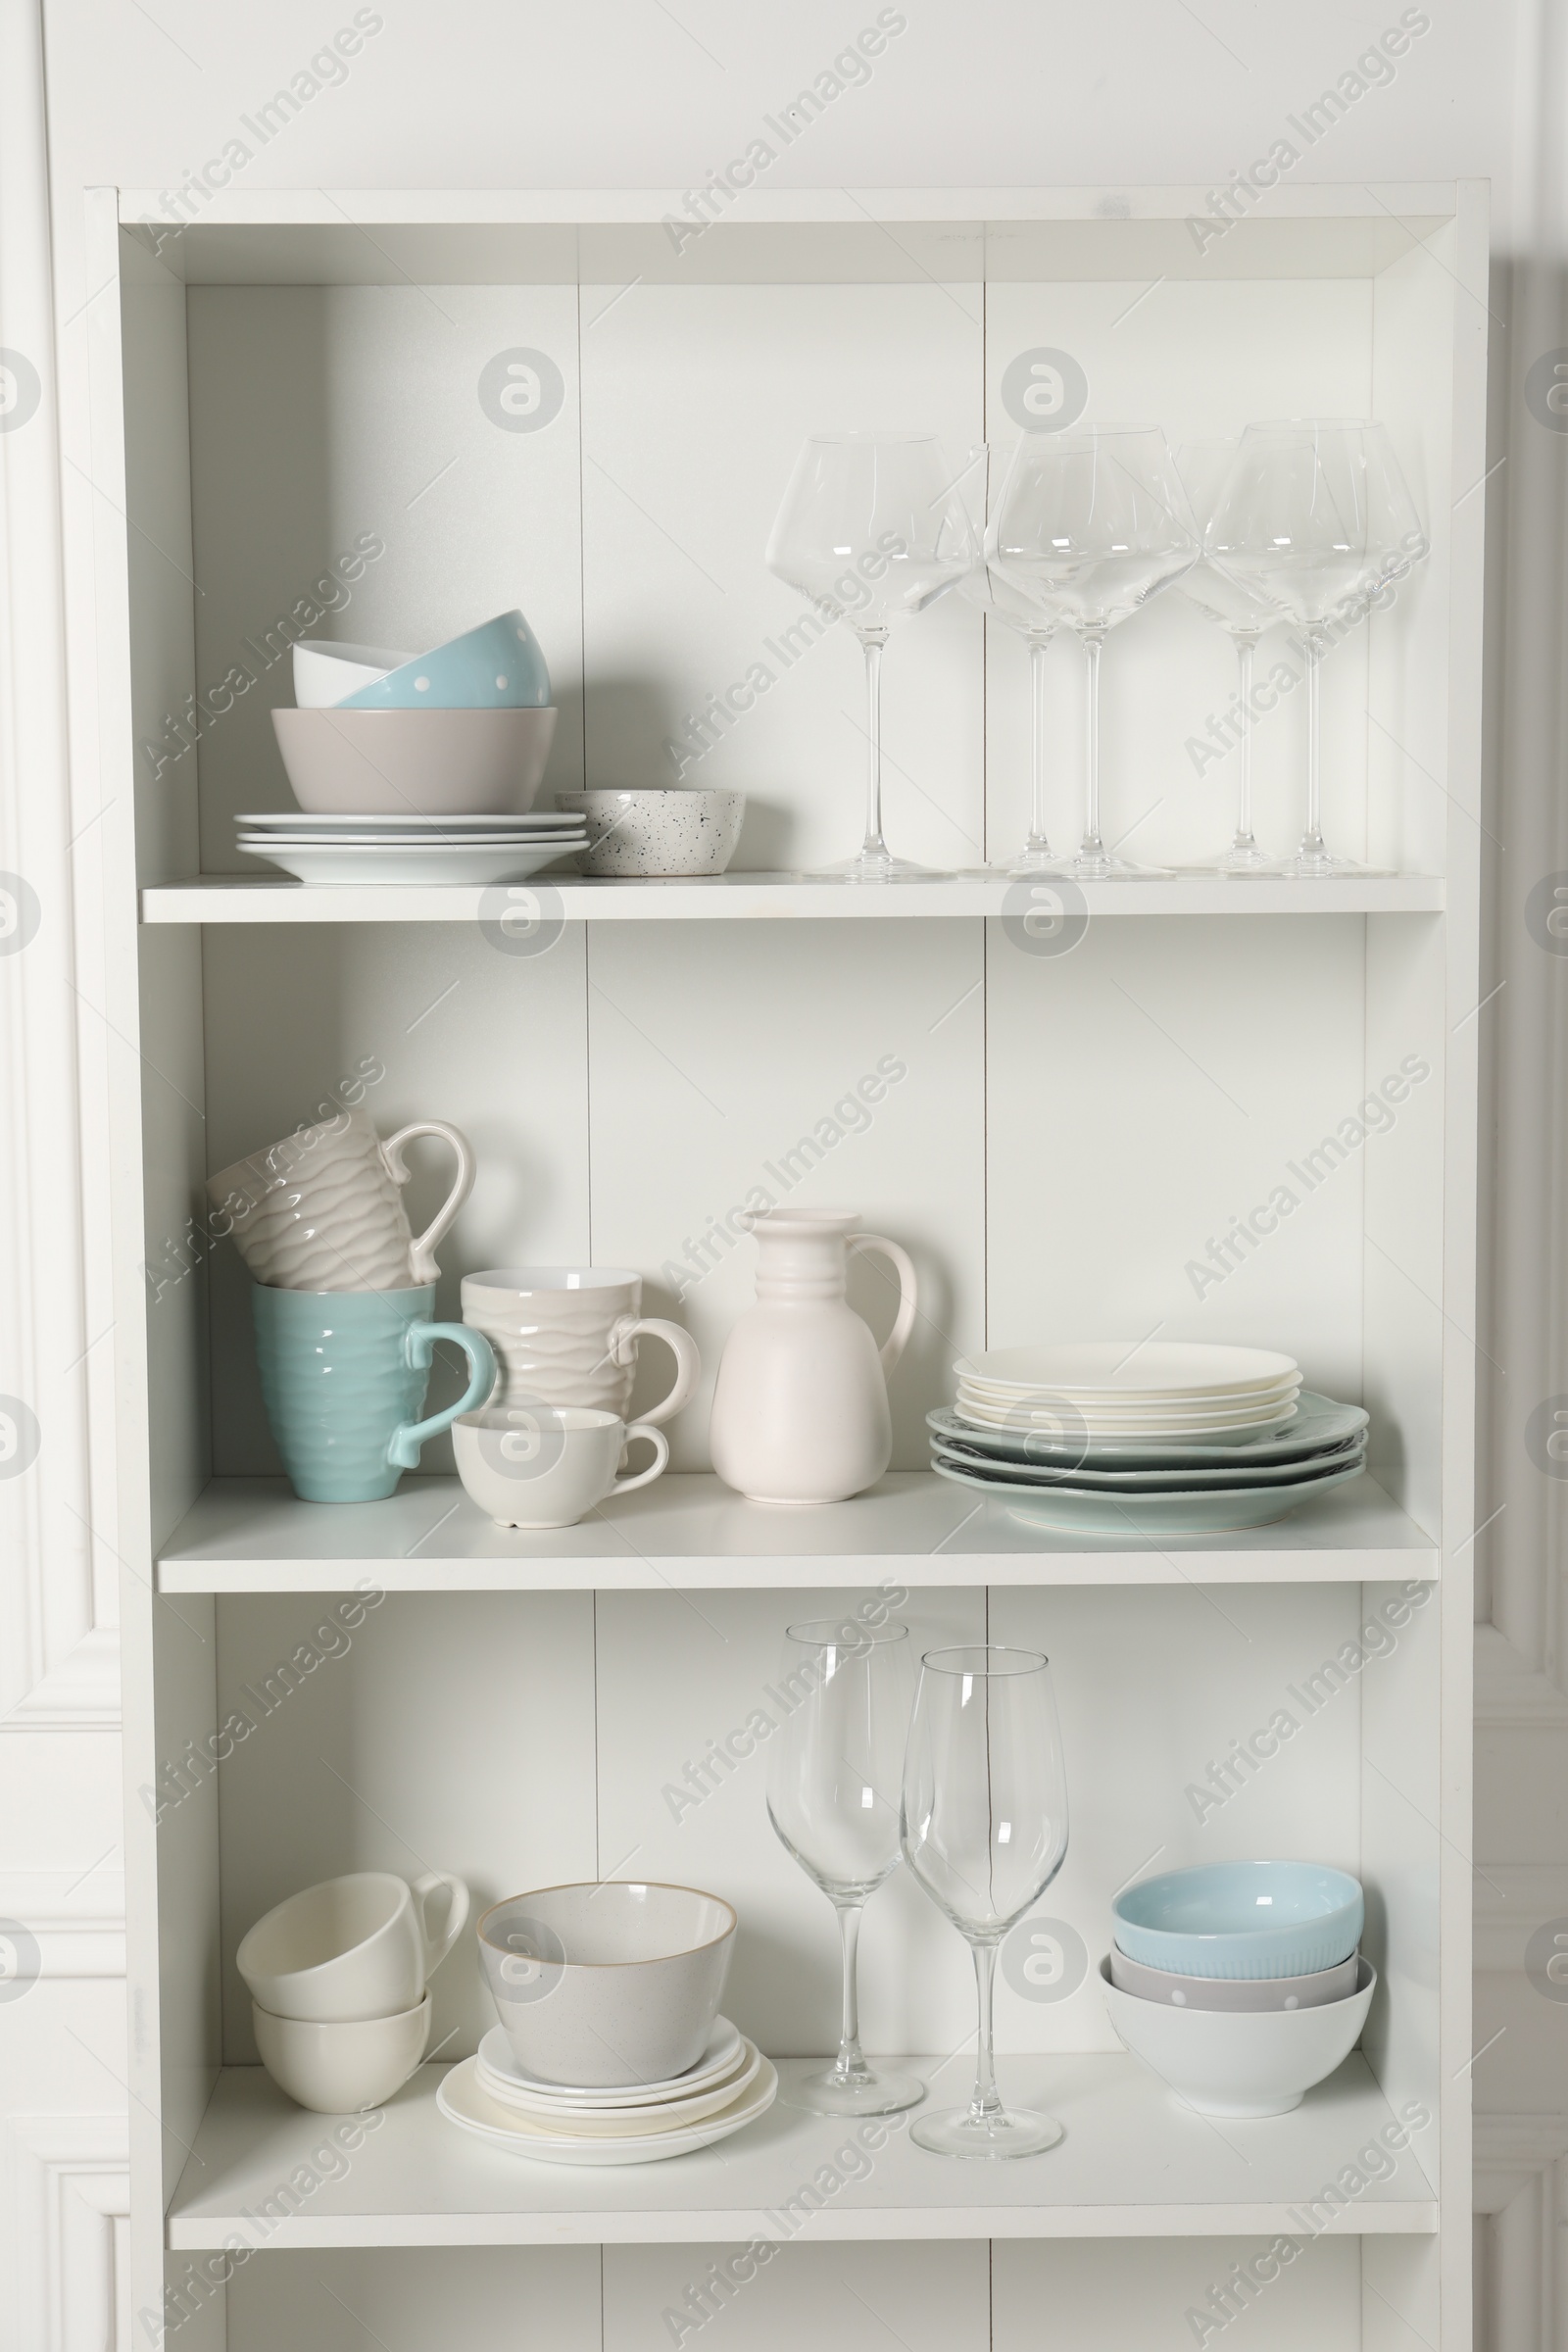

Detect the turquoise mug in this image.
[253,1283,496,1503]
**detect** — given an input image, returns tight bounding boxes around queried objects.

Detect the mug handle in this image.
[382,1121,476,1285]
[611,1421,669,1497]
[848,1234,918,1377]
[389,1322,496,1468]
[412,1869,469,1976]
[608,1315,701,1427]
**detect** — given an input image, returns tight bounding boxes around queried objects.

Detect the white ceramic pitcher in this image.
[709,1208,916,1504]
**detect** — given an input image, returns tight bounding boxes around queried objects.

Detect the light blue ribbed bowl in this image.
[1112,1860,1364,1980]
[253,1283,495,1503]
[336,611,551,710]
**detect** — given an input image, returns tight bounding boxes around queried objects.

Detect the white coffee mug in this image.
[208,1104,473,1293]
[454,1404,669,1529]
[236,1869,468,2023]
[461,1267,700,1426]
[252,1991,430,2113]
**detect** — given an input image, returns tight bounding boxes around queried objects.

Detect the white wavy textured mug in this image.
[461,1268,700,1425]
[208,1104,473,1292]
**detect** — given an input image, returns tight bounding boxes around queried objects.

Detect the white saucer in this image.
[475,2015,743,2105]
[238,810,580,831]
[238,840,583,886]
[477,2039,763,2133]
[438,2052,777,2164]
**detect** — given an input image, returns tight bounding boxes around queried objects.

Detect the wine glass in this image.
[1176,439,1282,874]
[901,1644,1069,2159]
[956,444,1065,876]
[766,434,977,881]
[990,426,1200,879]
[1205,420,1429,878]
[767,1615,925,2117]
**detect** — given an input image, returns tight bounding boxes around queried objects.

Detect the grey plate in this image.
[931,1453,1368,1535]
[930,1438,1365,1493]
[927,1391,1368,1470]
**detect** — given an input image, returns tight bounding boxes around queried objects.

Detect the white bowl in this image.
[252,1992,430,2113]
[291,639,413,709]
[1108,1944,1361,2011]
[555,789,745,877]
[477,1882,736,2088]
[1100,1954,1376,2115]
[270,707,558,815]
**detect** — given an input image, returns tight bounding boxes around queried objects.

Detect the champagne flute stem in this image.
[1081,629,1105,857]
[968,1939,1004,2123]
[1235,634,1256,848]
[1301,628,1326,857]
[832,1900,870,2083]
[1027,631,1053,853]
[861,631,889,859]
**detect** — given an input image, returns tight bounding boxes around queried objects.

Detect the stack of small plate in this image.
[436,2017,777,2165]
[235,809,587,887]
[931,1344,1368,1536]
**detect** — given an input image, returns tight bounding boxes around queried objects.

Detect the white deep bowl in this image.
[252,1992,430,2113]
[270,707,558,815]
[1101,1954,1376,2116]
[477,1882,736,2087]
[555,790,745,877]
[291,639,413,709]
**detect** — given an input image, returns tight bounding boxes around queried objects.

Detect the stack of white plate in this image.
[932,1344,1369,1536]
[235,809,587,887]
[436,2018,777,2165]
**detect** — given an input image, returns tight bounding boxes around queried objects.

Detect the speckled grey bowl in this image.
[555,789,745,877]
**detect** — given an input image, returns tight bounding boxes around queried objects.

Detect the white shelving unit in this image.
[91,183,1484,2352]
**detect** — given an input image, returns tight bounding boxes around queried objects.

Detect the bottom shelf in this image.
[167,2052,1439,2247]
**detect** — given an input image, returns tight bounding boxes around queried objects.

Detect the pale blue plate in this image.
[1112,1860,1364,1980]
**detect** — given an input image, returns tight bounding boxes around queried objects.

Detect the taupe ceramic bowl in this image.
[271,707,558,815]
[477,1882,736,2088]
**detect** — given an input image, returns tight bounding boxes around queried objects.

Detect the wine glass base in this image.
[1278,851,1389,880]
[784,2065,927,2119]
[811,850,955,883]
[911,2103,1064,2160]
[1216,844,1283,876]
[1067,852,1172,881]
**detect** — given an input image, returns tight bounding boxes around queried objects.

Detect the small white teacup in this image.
[236,1870,468,2024]
[253,1991,430,2113]
[455,1403,668,1529]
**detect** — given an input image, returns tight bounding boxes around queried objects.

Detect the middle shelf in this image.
[154,1470,1438,1592]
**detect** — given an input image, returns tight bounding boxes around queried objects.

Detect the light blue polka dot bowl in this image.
[336,610,552,710]
[1112,1860,1364,1980]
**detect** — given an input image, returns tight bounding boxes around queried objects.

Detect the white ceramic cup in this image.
[253,1991,430,2112]
[461,1268,700,1425]
[454,1404,669,1529]
[208,1104,474,1293]
[236,1870,469,2023]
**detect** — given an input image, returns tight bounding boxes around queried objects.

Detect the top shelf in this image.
[140,874,1447,925]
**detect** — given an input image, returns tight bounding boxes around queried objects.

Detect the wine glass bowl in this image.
[956,443,1064,877]
[1176,438,1284,875]
[765,434,977,880]
[766,1614,924,2117]
[901,1643,1069,2158]
[991,426,1200,878]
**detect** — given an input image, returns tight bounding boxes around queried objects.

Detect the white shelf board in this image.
[165,2054,1438,2248]
[154,1471,1437,1593]
[139,874,1447,925]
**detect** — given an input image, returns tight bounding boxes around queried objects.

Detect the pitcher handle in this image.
[411,1869,469,1978]
[389,1321,496,1468]
[382,1120,476,1285]
[848,1233,918,1378]
[608,1315,701,1428]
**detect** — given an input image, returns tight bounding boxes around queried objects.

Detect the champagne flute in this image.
[901,1644,1069,2158]
[1176,439,1282,874]
[990,426,1200,879]
[1205,419,1429,878]
[956,443,1065,876]
[766,434,976,881]
[767,1615,924,2117]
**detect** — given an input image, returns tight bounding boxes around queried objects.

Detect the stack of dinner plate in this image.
[235,808,587,887]
[436,2018,777,2166]
[930,1342,1369,1537]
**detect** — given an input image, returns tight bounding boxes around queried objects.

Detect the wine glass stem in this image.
[1081,629,1105,857]
[1302,629,1326,856]
[831,1900,870,2083]
[968,1939,1004,2123]
[1235,634,1256,848]
[860,632,889,860]
[1028,631,1053,852]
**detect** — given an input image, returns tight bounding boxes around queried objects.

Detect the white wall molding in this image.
[1476,1625,1568,1731]
[0,1873,124,1979]
[1474,2118,1568,2352]
[6,2113,130,2352]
